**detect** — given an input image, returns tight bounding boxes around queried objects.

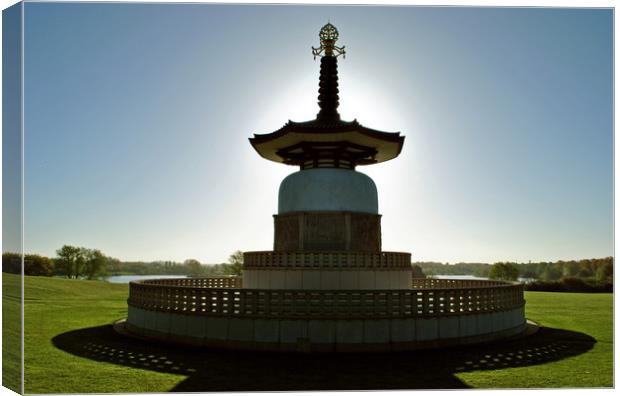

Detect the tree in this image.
[562,261,579,278]
[184,259,203,277]
[55,245,108,279]
[83,249,108,280]
[24,254,54,276]
[55,245,84,278]
[106,257,122,274]
[595,259,613,282]
[411,264,426,279]
[577,259,594,278]
[224,251,243,276]
[540,264,562,281]
[2,252,21,274]
[488,262,519,281]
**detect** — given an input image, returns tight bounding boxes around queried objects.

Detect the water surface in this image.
[106,274,188,283]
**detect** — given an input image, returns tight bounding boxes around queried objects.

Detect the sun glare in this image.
[338,73,407,132]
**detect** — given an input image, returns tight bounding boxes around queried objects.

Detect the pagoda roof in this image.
[250,118,405,166]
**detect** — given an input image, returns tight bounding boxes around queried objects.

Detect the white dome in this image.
[278,168,378,214]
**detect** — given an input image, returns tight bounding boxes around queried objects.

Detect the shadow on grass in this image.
[52,324,595,392]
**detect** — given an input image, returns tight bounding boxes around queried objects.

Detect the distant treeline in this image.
[525,277,613,293]
[415,258,613,282]
[414,262,491,277]
[109,254,243,277]
[4,248,612,293]
[2,247,244,279]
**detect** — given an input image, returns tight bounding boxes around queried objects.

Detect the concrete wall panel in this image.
[438,316,459,339]
[388,271,401,289]
[228,318,254,342]
[364,320,390,343]
[254,319,280,343]
[492,310,505,332]
[279,320,308,344]
[153,312,171,334]
[358,271,376,289]
[205,317,229,340]
[375,272,390,289]
[390,318,415,342]
[321,271,340,289]
[337,320,363,343]
[397,271,412,288]
[458,314,478,337]
[308,320,335,344]
[339,270,359,289]
[269,270,286,289]
[127,306,144,328]
[285,270,302,289]
[257,272,269,289]
[302,271,321,289]
[477,313,493,334]
[143,310,157,332]
[186,315,207,339]
[515,306,526,327]
[168,313,188,336]
[415,318,438,341]
[243,270,256,288]
[508,308,521,328]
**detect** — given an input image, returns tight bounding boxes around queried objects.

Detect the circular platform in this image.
[114,318,538,353]
[121,277,527,352]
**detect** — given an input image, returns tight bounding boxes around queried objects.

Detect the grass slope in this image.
[5,274,613,393]
[456,292,613,388]
[20,274,184,393]
[2,273,22,393]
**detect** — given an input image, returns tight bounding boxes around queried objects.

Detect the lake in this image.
[106,274,189,283]
[433,274,488,280]
[433,274,535,283]
[107,274,534,284]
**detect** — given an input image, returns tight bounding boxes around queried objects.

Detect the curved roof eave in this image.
[250,118,404,145]
[249,130,405,165]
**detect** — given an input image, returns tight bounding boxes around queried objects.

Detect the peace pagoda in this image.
[121,24,527,352]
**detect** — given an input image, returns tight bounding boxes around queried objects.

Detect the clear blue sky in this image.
[18,4,612,263]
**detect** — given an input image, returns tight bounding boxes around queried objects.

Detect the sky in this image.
[12,3,613,263]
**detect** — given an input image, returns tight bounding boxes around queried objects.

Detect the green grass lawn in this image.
[2,273,22,393]
[3,273,613,393]
[457,292,613,388]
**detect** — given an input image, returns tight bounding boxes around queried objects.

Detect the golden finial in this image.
[312,22,346,60]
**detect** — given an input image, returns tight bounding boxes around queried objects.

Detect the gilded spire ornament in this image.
[312,22,346,59]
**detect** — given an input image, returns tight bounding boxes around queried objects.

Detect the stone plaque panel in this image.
[304,213,347,250]
[273,214,301,251]
[274,212,382,252]
[349,212,381,251]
